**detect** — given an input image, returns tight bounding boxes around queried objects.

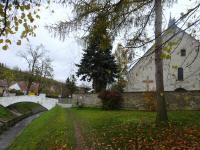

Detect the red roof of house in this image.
[18,81,27,91]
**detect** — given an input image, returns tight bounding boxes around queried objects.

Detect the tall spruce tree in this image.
[76,15,118,92]
[65,75,77,98]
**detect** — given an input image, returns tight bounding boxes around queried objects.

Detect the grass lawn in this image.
[8,107,200,150]
[0,105,15,121]
[8,106,75,150]
[73,108,200,149]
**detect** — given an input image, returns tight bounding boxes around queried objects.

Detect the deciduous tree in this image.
[19,43,46,94]
[0,0,43,50]
[36,56,54,93]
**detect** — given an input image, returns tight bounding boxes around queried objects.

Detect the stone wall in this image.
[72,91,200,110]
[73,94,102,107]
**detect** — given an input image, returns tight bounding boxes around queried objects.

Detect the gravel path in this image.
[0,113,42,150]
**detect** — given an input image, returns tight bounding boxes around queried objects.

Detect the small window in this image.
[178,67,184,81]
[181,49,186,56]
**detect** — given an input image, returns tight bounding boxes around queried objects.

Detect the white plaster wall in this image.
[0,96,58,110]
[9,83,20,90]
[125,27,200,92]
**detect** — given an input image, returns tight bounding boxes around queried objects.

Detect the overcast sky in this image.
[0,0,196,84]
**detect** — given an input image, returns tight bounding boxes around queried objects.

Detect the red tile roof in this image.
[18,81,27,91]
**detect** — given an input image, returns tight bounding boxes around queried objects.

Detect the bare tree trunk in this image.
[154,0,168,124]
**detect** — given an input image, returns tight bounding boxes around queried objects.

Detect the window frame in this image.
[180,49,186,57]
[178,67,184,81]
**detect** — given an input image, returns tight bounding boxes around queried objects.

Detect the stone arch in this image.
[0,96,58,110]
[174,88,187,92]
[7,101,47,111]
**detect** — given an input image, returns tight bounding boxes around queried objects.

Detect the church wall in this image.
[163,30,200,91]
[125,27,200,92]
[125,50,156,92]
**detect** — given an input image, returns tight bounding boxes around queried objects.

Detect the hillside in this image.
[0,64,65,96]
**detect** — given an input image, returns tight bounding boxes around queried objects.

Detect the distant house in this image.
[0,80,8,96]
[9,81,40,95]
[9,81,27,95]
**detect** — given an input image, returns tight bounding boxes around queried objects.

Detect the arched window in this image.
[181,49,186,56]
[178,67,184,81]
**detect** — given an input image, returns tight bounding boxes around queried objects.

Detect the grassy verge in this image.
[72,108,200,149]
[9,107,200,149]
[8,106,75,150]
[0,105,15,121]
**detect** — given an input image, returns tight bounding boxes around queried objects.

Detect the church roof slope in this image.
[127,23,200,74]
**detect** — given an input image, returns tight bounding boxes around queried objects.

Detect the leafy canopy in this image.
[0,0,50,50]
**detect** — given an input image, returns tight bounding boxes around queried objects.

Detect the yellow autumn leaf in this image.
[15,27,18,31]
[20,6,25,11]
[16,40,21,45]
[21,13,25,19]
[18,19,23,24]
[25,4,30,10]
[2,45,8,50]
[5,39,11,44]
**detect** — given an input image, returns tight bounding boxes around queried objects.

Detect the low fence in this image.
[73,91,200,110]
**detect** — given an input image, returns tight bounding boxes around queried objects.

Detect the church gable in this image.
[125,24,200,92]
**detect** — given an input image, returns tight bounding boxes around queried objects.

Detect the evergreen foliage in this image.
[76,15,119,92]
[65,75,77,97]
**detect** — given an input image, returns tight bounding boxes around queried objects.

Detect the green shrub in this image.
[98,91,123,110]
[46,94,59,99]
[16,90,24,96]
[9,89,24,96]
[9,89,17,93]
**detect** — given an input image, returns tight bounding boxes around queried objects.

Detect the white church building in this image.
[124,19,200,92]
